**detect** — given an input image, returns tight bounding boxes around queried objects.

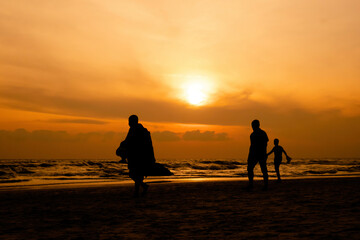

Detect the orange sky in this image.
[0,0,359,159]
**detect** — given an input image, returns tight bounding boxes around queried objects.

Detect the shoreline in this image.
[1,175,359,191]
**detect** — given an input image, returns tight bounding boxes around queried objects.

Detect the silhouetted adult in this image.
[120,115,155,197]
[247,119,269,190]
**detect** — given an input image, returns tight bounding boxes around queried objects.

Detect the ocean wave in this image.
[0,164,17,169]
[163,163,192,169]
[21,163,38,167]
[308,160,334,165]
[235,173,248,177]
[15,167,35,174]
[41,177,103,181]
[199,160,245,165]
[39,163,55,167]
[303,170,338,174]
[0,179,30,183]
[191,164,239,170]
[0,158,359,183]
[337,166,360,172]
[87,161,104,167]
[0,171,15,179]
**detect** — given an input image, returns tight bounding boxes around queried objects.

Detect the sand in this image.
[0,177,359,239]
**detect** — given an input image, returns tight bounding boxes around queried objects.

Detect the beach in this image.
[0,177,359,239]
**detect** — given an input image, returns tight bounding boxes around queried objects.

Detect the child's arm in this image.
[282,148,292,163]
[282,148,288,157]
[267,147,274,156]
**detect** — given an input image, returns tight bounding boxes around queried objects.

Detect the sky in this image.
[0,0,359,159]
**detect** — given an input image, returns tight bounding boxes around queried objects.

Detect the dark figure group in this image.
[246,120,291,191]
[117,115,291,196]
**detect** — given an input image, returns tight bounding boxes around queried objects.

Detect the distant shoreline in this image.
[1,175,359,191]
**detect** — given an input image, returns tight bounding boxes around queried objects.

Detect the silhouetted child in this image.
[267,138,291,182]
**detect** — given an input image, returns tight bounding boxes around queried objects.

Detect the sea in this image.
[0,158,359,187]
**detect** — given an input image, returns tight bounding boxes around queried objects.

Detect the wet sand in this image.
[0,177,359,239]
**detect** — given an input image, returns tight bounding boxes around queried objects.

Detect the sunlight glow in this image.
[181,75,214,106]
[185,82,206,106]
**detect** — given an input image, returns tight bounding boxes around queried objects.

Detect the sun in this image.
[181,75,213,106]
[169,74,214,106]
[185,82,207,106]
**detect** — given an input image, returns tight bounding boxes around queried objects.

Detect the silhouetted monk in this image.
[119,115,155,197]
[267,138,291,182]
[247,119,269,191]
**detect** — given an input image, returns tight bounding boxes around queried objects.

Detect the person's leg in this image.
[274,161,281,182]
[138,175,149,196]
[259,158,268,190]
[134,181,140,197]
[129,171,141,197]
[247,158,257,189]
[141,182,149,196]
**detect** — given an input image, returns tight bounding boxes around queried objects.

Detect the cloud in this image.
[0,85,300,126]
[0,128,228,144]
[0,0,359,126]
[0,129,126,143]
[151,130,230,142]
[152,131,181,142]
[1,84,359,133]
[0,129,128,158]
[0,128,230,159]
[183,130,229,141]
[46,118,108,125]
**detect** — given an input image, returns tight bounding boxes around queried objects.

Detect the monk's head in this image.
[128,115,138,127]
